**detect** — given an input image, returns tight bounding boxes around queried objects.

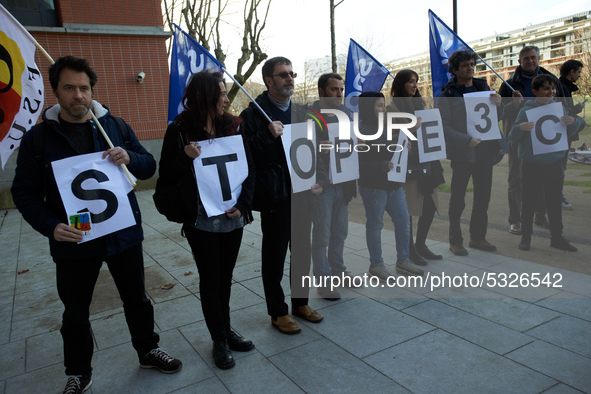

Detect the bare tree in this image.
[162,0,271,104]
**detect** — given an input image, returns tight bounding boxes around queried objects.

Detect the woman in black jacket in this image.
[157,71,255,370]
[388,69,445,262]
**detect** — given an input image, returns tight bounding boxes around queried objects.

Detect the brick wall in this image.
[31,32,169,140]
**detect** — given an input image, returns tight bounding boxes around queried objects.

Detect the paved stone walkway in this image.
[1,190,590,393]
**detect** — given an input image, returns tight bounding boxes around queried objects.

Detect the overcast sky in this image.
[213,0,590,83]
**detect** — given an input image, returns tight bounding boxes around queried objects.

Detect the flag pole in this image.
[2,5,136,186]
[221,68,272,123]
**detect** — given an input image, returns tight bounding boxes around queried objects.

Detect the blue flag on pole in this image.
[428,9,473,97]
[344,39,390,112]
[168,24,224,124]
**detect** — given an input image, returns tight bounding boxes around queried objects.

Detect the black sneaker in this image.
[140,348,183,374]
[63,375,92,394]
[550,237,577,252]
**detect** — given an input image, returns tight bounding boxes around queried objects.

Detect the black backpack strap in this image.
[112,116,131,149]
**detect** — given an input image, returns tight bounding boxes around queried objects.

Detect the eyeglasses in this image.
[272,71,297,79]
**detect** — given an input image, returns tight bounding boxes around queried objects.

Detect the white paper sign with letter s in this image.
[526,102,568,155]
[463,91,502,141]
[193,135,248,217]
[414,108,447,163]
[52,152,136,242]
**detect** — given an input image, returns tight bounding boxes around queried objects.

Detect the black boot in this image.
[415,243,442,260]
[227,330,255,351]
[212,341,235,369]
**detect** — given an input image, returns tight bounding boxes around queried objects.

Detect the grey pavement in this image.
[1,189,590,393]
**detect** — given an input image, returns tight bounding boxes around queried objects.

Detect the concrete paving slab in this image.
[364,329,557,393]
[169,376,230,393]
[535,293,591,322]
[300,297,434,358]
[551,269,591,297]
[91,311,131,350]
[542,383,587,394]
[14,265,55,295]
[526,315,591,358]
[4,362,64,394]
[218,352,303,394]
[90,329,211,394]
[152,294,203,332]
[231,260,263,283]
[506,340,591,392]
[12,286,61,322]
[144,265,193,303]
[404,299,534,354]
[439,297,562,331]
[0,339,25,380]
[25,329,62,372]
[270,338,406,393]
[9,312,62,342]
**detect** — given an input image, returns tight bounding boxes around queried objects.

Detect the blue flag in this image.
[168,24,224,124]
[344,39,390,112]
[428,9,473,97]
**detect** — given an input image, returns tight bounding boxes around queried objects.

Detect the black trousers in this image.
[260,194,311,318]
[449,160,493,245]
[184,225,243,342]
[520,160,564,240]
[55,244,158,377]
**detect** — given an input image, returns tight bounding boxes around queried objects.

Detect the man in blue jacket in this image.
[436,50,505,256]
[11,56,181,394]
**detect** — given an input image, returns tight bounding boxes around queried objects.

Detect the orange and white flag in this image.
[0,4,44,169]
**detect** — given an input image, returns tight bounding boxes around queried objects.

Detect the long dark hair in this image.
[358,91,384,127]
[178,71,234,140]
[390,69,424,113]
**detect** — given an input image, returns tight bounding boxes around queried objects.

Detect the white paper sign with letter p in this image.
[281,122,317,193]
[193,135,248,217]
[51,152,136,242]
[327,121,359,184]
[414,108,447,163]
[464,91,502,141]
[526,102,568,155]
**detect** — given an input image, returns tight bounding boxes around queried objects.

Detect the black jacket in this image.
[436,77,506,163]
[499,65,564,135]
[239,91,309,211]
[11,101,155,260]
[157,118,255,224]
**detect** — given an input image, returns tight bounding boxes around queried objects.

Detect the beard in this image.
[63,101,91,120]
[273,83,295,99]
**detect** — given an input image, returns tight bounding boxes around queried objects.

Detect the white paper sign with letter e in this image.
[388,132,409,183]
[193,135,248,217]
[414,108,447,163]
[464,91,502,141]
[281,122,317,193]
[327,121,359,184]
[51,152,136,243]
[526,102,568,155]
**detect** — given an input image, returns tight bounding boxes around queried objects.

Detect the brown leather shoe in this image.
[271,315,301,335]
[292,305,324,323]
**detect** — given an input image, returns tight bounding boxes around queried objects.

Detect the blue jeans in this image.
[311,184,348,278]
[359,186,410,266]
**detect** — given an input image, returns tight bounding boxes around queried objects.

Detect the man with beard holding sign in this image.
[11,56,181,394]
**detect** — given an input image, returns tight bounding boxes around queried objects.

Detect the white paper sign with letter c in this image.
[526,102,568,155]
[193,135,248,217]
[52,152,136,243]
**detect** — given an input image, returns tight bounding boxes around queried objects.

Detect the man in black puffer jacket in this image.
[436,49,505,257]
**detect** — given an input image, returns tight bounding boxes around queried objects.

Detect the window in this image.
[0,0,58,27]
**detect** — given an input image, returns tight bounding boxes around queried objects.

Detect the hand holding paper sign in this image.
[103,146,130,165]
[53,222,84,243]
[268,121,284,138]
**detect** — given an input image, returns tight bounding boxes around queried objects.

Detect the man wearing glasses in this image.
[240,57,324,335]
